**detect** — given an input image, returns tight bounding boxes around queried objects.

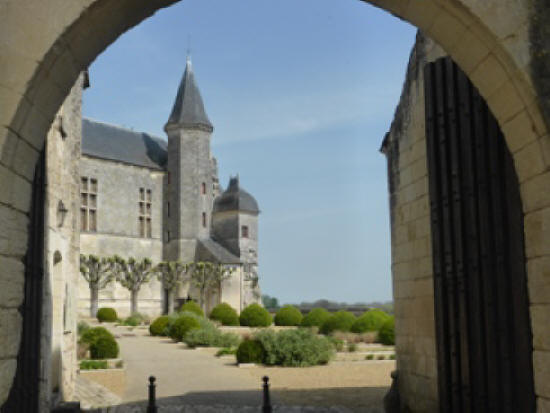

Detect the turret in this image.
[211,176,259,263]
[164,57,216,262]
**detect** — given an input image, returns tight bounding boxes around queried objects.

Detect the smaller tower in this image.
[211,176,261,306]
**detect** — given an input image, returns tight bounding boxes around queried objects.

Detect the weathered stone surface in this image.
[0,309,22,359]
[534,350,550,399]
[0,359,16,406]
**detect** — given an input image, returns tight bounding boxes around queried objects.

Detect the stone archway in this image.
[0,0,549,410]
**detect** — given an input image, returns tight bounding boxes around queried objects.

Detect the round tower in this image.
[164,57,216,262]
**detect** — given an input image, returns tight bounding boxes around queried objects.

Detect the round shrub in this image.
[80,326,113,346]
[236,340,265,364]
[96,307,118,322]
[180,300,204,317]
[169,315,200,342]
[320,311,356,335]
[378,316,395,345]
[90,335,119,359]
[149,316,171,336]
[300,308,331,328]
[209,303,239,326]
[274,305,303,326]
[239,303,272,327]
[351,309,391,333]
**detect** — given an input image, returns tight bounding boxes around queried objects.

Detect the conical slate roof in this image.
[165,57,213,132]
[213,177,260,214]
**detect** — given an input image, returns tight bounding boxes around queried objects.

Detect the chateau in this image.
[78,58,261,317]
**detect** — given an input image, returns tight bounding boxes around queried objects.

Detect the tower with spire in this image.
[164,56,217,262]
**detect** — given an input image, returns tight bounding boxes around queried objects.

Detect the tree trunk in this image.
[131,289,139,315]
[167,289,175,314]
[199,287,206,314]
[90,286,99,318]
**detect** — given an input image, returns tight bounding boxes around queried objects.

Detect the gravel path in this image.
[105,325,394,412]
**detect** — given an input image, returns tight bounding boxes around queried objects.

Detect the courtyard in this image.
[77,322,394,412]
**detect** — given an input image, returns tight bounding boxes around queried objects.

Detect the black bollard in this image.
[262,376,272,413]
[147,376,158,413]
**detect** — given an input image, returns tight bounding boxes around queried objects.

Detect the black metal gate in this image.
[424,57,535,413]
[2,150,45,413]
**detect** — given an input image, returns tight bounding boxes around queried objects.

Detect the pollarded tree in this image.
[79,254,116,317]
[155,261,188,314]
[114,256,154,315]
[187,262,234,313]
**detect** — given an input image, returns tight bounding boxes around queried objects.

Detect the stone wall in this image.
[41,74,84,410]
[79,156,164,317]
[382,33,447,412]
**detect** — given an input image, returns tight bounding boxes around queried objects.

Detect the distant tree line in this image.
[262,294,393,315]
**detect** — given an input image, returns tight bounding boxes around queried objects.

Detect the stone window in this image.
[201,182,206,195]
[241,225,249,238]
[202,212,207,228]
[167,202,170,217]
[139,188,152,238]
[80,177,97,232]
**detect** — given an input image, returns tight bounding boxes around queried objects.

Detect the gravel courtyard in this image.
[98,325,394,412]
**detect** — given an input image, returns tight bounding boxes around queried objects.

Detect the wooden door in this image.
[424,57,535,413]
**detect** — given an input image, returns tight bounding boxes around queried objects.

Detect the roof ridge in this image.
[83,117,165,141]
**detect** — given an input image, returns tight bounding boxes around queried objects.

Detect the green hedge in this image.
[351,309,391,333]
[96,307,118,322]
[80,326,114,346]
[180,300,204,316]
[300,308,331,328]
[169,315,200,342]
[236,340,265,364]
[209,303,239,326]
[378,316,395,345]
[320,311,356,335]
[274,305,303,326]
[239,303,272,327]
[149,316,171,336]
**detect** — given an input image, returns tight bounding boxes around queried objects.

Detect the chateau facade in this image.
[78,58,261,317]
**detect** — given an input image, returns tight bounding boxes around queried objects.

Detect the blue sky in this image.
[83,0,417,304]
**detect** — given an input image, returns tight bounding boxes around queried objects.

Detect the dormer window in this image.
[241,225,249,238]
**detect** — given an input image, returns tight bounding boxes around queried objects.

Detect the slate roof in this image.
[196,238,241,264]
[165,58,213,132]
[82,118,167,170]
[213,176,260,214]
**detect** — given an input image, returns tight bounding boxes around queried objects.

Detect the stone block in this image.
[538,396,550,413]
[12,138,39,181]
[528,256,550,305]
[470,54,509,100]
[503,110,540,154]
[0,309,22,359]
[531,305,550,351]
[452,30,491,75]
[427,10,468,54]
[524,208,550,258]
[487,78,525,125]
[0,359,16,406]
[403,1,441,32]
[521,171,550,213]
[514,140,546,183]
[0,206,29,257]
[0,258,24,308]
[534,350,550,399]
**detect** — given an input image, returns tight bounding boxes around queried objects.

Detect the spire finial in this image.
[186,35,192,66]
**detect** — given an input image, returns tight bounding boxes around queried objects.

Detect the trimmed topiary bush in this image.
[80,326,114,346]
[239,303,272,327]
[274,305,303,326]
[180,300,204,316]
[169,315,200,342]
[96,307,118,322]
[320,311,356,335]
[236,339,265,364]
[254,328,334,367]
[90,335,119,359]
[378,316,395,345]
[300,307,331,328]
[209,303,239,326]
[149,315,171,336]
[351,309,391,333]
